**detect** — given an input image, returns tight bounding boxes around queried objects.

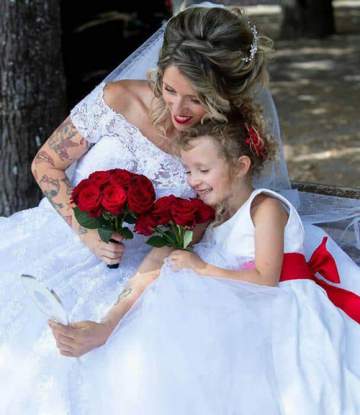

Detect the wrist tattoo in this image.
[78,226,88,235]
[115,287,134,304]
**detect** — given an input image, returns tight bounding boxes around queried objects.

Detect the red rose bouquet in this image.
[71,169,156,267]
[134,195,215,250]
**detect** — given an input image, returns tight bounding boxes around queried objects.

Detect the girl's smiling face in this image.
[180,136,233,207]
[162,65,207,131]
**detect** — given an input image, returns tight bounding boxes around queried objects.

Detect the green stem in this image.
[170,223,181,248]
[179,224,188,249]
[176,224,186,249]
[156,227,177,246]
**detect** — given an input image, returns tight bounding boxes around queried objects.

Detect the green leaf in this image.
[98,217,110,228]
[183,230,193,249]
[74,207,101,229]
[102,211,113,221]
[162,230,178,245]
[146,235,168,248]
[120,227,134,240]
[98,227,113,243]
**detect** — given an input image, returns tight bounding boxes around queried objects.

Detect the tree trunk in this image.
[0,0,66,216]
[280,0,335,39]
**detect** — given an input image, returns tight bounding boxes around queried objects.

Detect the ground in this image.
[247,1,360,189]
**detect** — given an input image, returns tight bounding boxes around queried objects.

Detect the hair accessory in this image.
[242,24,258,63]
[245,125,266,159]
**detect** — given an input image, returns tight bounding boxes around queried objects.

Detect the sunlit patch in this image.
[108,341,146,404]
[290,60,335,71]
[310,108,327,115]
[0,344,11,369]
[292,147,360,162]
[0,345,40,411]
[298,94,316,102]
[124,346,143,374]
[344,74,360,82]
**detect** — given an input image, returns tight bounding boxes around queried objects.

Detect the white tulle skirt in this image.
[0,199,149,414]
[1,201,360,414]
[82,259,360,415]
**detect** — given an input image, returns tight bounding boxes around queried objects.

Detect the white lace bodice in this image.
[69,82,193,199]
[196,189,305,269]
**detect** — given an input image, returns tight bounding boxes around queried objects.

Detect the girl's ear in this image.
[236,155,252,178]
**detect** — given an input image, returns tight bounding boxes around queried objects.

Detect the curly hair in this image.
[177,99,277,178]
[148,5,273,133]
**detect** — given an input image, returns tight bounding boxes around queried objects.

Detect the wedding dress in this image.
[0,2,360,414]
[0,81,194,414]
[80,189,360,415]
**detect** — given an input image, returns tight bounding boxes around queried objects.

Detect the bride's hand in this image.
[49,320,113,357]
[79,229,125,265]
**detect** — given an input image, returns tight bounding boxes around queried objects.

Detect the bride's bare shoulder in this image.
[103,80,153,115]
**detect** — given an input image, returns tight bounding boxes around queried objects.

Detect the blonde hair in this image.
[177,100,276,178]
[149,6,273,133]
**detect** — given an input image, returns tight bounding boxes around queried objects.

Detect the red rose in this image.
[71,178,91,205]
[127,175,156,214]
[134,213,158,236]
[76,181,103,217]
[88,171,111,188]
[152,195,177,225]
[191,198,215,223]
[101,183,127,215]
[171,199,197,227]
[110,169,135,190]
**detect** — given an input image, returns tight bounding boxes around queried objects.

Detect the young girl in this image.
[73,113,360,414]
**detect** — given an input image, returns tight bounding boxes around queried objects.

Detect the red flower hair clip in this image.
[245,125,267,160]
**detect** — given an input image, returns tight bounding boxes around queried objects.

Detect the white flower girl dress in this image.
[81,188,360,415]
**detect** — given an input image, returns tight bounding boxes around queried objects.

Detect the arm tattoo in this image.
[39,175,63,211]
[114,287,134,305]
[33,150,56,167]
[48,118,85,161]
[61,177,73,197]
[78,226,88,235]
[39,175,73,218]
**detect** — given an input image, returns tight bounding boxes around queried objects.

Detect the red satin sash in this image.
[280,237,360,324]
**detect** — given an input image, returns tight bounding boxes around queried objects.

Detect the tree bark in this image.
[280,0,335,39]
[0,0,66,216]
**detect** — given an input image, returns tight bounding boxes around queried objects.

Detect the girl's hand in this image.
[169,250,206,273]
[79,229,125,265]
[49,320,113,357]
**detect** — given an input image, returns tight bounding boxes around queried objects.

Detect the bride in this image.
[0,2,359,414]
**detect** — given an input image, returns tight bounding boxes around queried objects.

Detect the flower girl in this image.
[76,112,360,414]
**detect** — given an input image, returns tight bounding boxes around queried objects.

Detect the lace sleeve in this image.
[70,82,106,144]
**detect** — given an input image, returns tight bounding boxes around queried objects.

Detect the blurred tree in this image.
[280,0,335,39]
[0,0,66,216]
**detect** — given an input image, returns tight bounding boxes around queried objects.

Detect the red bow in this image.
[280,237,360,324]
[245,126,266,160]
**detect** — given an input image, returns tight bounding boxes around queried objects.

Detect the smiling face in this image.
[180,136,234,207]
[162,65,207,131]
